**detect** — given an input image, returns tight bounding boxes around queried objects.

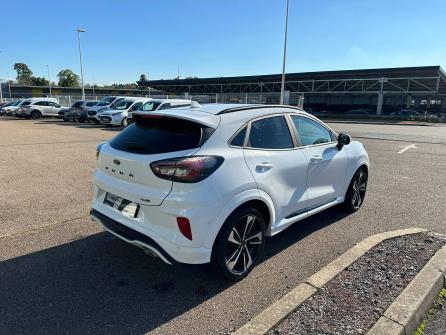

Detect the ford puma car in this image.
[90,104,369,280]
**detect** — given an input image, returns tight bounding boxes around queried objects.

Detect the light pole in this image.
[0,50,3,102]
[280,0,290,105]
[46,64,52,97]
[77,28,86,100]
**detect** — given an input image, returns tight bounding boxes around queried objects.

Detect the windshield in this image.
[95,97,115,106]
[72,101,83,108]
[139,101,161,112]
[114,100,134,110]
[12,100,23,106]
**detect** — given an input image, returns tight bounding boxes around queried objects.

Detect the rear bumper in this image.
[90,188,213,265]
[90,209,176,265]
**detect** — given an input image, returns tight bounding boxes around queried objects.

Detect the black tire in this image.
[30,110,41,119]
[121,117,128,127]
[343,167,368,212]
[93,119,100,125]
[212,207,266,280]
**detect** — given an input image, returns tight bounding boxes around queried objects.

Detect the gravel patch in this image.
[269,232,446,335]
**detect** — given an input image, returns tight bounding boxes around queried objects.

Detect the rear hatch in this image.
[95,113,220,205]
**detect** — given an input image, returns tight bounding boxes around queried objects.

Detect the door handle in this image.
[310,155,323,163]
[255,163,273,172]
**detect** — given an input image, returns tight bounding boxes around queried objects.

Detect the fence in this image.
[1,92,305,108]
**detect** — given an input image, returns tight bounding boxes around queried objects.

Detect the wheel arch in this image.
[209,189,276,252]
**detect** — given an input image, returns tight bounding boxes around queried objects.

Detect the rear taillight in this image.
[150,156,224,183]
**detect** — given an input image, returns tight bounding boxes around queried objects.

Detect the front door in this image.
[243,115,308,225]
[290,115,349,208]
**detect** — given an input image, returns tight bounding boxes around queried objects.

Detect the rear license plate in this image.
[104,193,139,218]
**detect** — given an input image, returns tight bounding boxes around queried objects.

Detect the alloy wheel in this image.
[351,170,367,209]
[225,214,264,275]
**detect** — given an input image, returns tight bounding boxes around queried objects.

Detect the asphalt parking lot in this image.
[0,117,445,335]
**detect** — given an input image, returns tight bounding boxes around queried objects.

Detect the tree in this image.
[57,69,80,87]
[31,76,49,86]
[139,74,148,82]
[13,63,33,85]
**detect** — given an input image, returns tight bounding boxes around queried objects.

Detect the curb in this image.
[233,228,428,335]
[367,240,446,335]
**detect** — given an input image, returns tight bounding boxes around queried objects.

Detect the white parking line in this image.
[398,144,417,154]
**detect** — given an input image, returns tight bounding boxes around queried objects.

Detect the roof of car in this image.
[174,103,304,115]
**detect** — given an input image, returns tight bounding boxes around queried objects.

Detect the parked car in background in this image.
[2,99,24,116]
[87,96,127,124]
[344,109,371,116]
[390,109,420,117]
[64,100,98,122]
[91,104,369,279]
[127,99,196,125]
[0,101,17,115]
[16,98,66,119]
[100,98,148,127]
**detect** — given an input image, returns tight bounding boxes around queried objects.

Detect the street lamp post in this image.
[46,64,52,97]
[280,0,290,105]
[77,28,86,100]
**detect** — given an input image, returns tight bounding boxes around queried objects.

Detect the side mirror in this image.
[337,133,351,149]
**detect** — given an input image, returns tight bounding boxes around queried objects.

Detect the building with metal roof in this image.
[138,66,446,114]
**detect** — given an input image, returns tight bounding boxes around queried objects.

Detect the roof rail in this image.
[216,104,304,115]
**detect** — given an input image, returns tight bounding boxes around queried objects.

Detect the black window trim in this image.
[227,112,338,150]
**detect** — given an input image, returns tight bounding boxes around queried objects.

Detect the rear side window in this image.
[248,116,293,149]
[34,101,48,106]
[230,126,247,147]
[110,116,213,154]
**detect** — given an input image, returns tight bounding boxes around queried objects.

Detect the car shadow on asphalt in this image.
[0,206,349,334]
[34,120,124,131]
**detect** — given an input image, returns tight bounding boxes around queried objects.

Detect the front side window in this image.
[291,116,332,146]
[34,101,48,106]
[72,101,83,108]
[157,103,171,110]
[140,101,161,112]
[114,100,134,110]
[131,102,143,111]
[248,116,293,149]
[21,101,31,106]
[95,97,116,106]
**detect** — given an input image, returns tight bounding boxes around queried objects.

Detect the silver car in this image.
[17,98,66,119]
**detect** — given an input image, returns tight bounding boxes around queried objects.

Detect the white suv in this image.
[99,98,149,127]
[16,98,65,119]
[91,104,369,280]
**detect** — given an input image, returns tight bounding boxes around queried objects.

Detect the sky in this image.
[1,0,445,84]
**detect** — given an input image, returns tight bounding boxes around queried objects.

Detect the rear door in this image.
[243,115,308,224]
[48,102,61,116]
[289,115,348,208]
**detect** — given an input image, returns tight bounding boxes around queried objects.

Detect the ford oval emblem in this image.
[113,159,121,166]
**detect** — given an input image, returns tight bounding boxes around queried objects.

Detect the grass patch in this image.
[413,288,446,335]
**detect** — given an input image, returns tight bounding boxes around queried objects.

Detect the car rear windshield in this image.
[110,116,213,154]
